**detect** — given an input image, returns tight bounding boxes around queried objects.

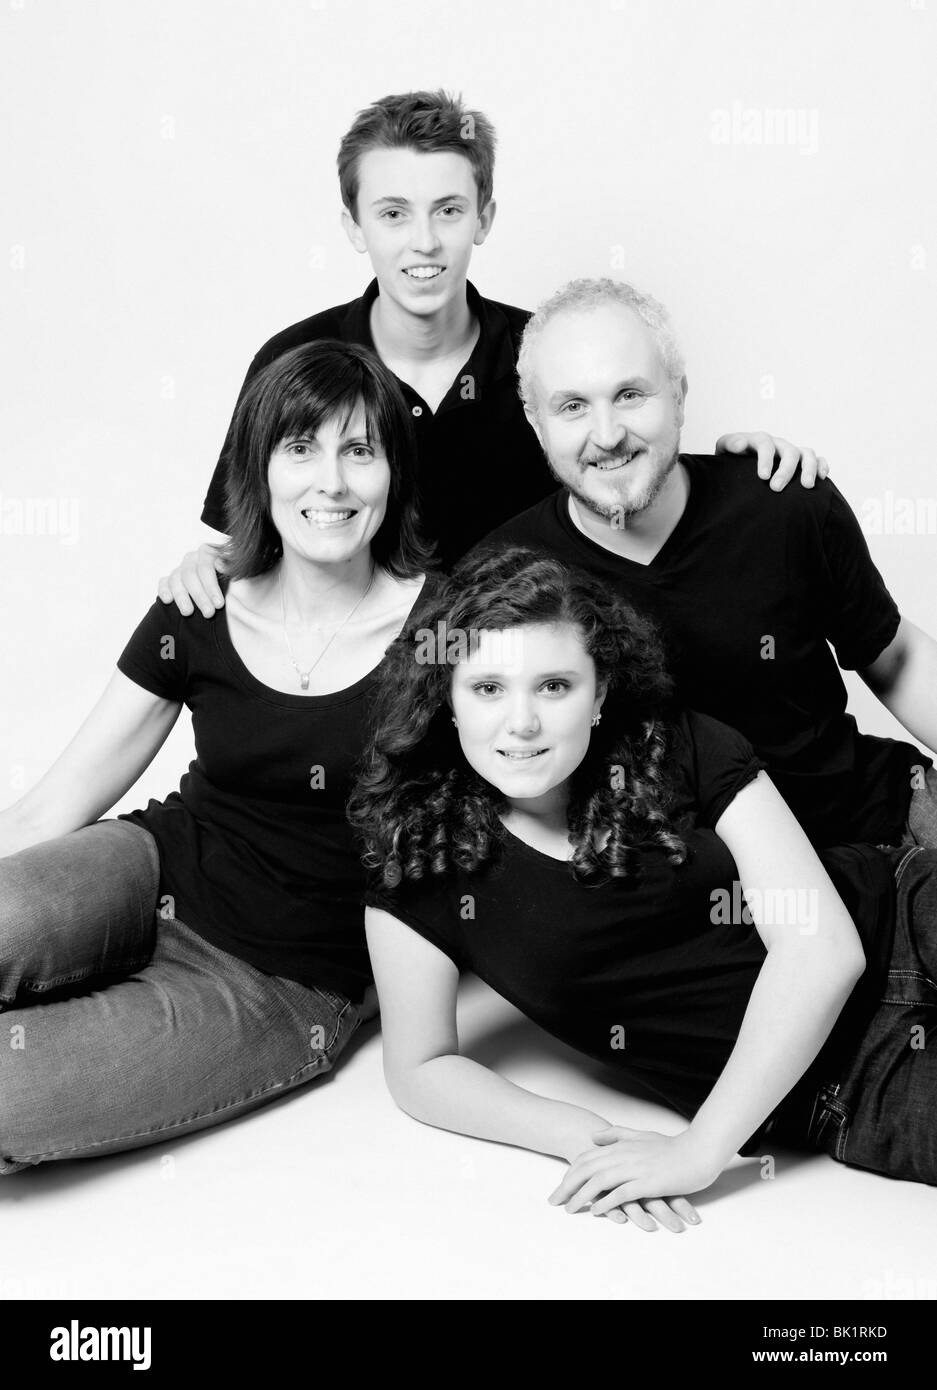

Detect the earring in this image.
[591,713,602,728]
[451,717,457,725]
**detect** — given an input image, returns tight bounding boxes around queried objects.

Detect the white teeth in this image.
[302,509,354,525]
[499,749,547,760]
[594,455,634,471]
[404,266,443,279]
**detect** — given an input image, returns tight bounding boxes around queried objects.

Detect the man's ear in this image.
[523,401,544,449]
[342,207,368,254]
[474,198,497,246]
[675,374,689,428]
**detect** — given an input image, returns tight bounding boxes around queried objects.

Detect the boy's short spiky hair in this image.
[337,90,496,220]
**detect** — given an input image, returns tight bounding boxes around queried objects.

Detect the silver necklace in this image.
[278,563,376,690]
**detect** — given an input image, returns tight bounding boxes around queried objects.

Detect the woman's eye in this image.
[472,682,501,696]
[288,443,310,456]
[348,446,374,460]
[542,680,570,694]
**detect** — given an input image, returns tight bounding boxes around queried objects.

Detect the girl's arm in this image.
[551,770,866,1214]
[366,905,611,1164]
[0,670,182,856]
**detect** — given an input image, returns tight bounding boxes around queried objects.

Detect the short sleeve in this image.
[116,599,188,702]
[201,347,273,530]
[819,482,901,670]
[676,710,766,829]
[365,876,466,969]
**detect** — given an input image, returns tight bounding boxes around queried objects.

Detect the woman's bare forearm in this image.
[392,1054,610,1163]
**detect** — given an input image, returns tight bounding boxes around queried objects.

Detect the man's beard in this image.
[546,437,682,523]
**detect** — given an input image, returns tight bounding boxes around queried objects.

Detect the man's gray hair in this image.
[516,277,686,413]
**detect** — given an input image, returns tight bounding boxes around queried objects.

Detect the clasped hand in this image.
[548,1126,725,1233]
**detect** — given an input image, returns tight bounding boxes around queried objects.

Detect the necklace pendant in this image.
[300,673,310,691]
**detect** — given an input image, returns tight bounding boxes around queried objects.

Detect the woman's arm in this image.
[366,906,611,1163]
[0,670,182,856]
[551,771,866,1215]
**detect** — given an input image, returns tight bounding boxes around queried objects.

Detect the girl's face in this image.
[267,404,391,565]
[449,622,606,813]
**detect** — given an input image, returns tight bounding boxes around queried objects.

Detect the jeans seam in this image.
[8,1051,333,1165]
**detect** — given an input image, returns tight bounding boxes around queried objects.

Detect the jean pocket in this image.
[808,1082,850,1162]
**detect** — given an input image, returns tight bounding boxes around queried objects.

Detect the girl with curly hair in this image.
[350,545,936,1232]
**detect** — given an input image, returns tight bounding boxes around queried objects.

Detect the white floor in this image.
[3,975,937,1302]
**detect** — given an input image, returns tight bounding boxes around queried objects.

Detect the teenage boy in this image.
[478,276,937,850]
[160,90,824,610]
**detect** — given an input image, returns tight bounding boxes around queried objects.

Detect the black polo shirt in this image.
[201,279,558,567]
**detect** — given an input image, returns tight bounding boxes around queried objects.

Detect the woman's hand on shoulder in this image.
[548,1126,724,1231]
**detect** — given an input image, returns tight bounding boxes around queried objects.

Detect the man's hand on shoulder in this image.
[715,432,830,491]
[157,542,228,617]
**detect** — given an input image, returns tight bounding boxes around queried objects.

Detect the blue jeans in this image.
[0,820,361,1174]
[905,764,937,849]
[768,842,937,1184]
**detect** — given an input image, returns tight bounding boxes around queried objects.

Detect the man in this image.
[478,277,937,849]
[160,90,824,610]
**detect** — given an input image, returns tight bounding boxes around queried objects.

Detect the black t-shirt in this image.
[116,575,429,1002]
[478,457,928,847]
[367,710,896,1149]
[201,279,558,568]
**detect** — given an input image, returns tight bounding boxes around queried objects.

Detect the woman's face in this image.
[449,621,606,812]
[267,404,391,565]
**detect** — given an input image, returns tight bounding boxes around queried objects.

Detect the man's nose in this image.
[409,213,442,254]
[588,401,628,455]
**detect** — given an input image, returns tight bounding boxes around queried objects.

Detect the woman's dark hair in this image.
[348,546,688,886]
[221,339,435,580]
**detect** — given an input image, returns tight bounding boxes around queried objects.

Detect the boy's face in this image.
[343,147,496,317]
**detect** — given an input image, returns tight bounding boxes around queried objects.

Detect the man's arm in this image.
[859,616,937,756]
[157,529,229,618]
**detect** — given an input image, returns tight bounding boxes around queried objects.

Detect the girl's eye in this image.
[472,682,501,696]
[287,442,310,456]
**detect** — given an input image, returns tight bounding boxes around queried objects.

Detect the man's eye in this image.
[619,390,643,402]
[440,206,462,217]
[560,401,584,415]
[380,209,403,220]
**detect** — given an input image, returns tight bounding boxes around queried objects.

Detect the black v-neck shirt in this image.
[116,575,431,1000]
[201,279,558,567]
[478,457,928,847]
[367,710,896,1147]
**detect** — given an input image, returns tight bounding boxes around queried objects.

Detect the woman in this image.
[350,546,935,1232]
[0,340,435,1173]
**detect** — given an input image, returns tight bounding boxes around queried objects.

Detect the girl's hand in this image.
[548,1126,725,1224]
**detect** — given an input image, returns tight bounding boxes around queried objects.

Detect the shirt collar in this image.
[340,278,518,395]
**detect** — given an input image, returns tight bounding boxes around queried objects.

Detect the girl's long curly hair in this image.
[348,546,689,887]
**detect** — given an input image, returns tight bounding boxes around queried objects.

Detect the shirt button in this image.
[412,405,423,417]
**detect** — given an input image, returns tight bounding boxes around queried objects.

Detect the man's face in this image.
[525,303,687,523]
[343,147,495,317]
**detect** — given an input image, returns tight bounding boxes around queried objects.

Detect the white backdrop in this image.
[3,0,935,815]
